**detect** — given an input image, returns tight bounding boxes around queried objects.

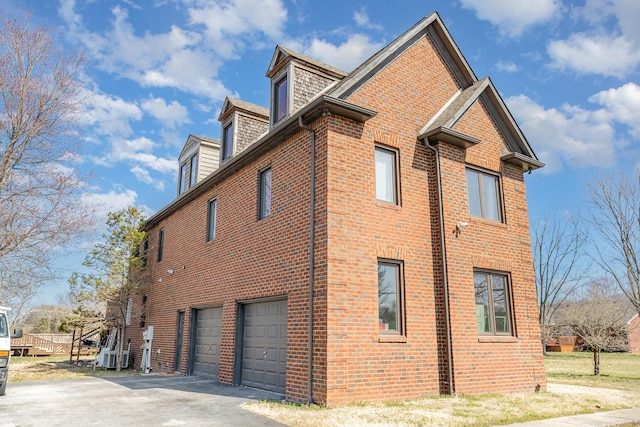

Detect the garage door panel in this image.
[241,299,287,393]
[192,307,222,380]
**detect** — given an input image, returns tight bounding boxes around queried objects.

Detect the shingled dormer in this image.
[177,134,220,196]
[218,97,269,165]
[266,46,347,127]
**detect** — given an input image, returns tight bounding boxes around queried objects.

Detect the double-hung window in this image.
[207,198,217,241]
[258,167,272,219]
[274,76,288,123]
[375,145,399,205]
[222,122,233,161]
[378,259,404,335]
[466,168,502,221]
[474,271,513,335]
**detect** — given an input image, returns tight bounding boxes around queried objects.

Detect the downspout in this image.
[426,141,455,396]
[298,115,315,404]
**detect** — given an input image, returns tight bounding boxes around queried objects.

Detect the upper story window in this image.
[157,228,165,262]
[378,259,404,335]
[222,122,233,161]
[375,145,399,205]
[190,154,198,186]
[466,167,502,222]
[207,198,217,242]
[273,76,288,123]
[258,166,272,219]
[178,163,187,194]
[474,270,513,336]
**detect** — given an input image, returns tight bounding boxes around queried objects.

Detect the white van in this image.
[0,307,23,396]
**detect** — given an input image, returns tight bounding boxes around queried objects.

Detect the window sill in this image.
[469,217,507,229]
[375,201,401,211]
[478,336,518,343]
[379,335,407,343]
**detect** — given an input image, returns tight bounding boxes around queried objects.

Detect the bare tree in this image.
[0,10,93,313]
[532,213,587,352]
[589,173,640,314]
[558,278,634,375]
[70,207,148,371]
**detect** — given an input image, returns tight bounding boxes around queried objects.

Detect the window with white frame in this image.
[178,163,187,194]
[375,145,399,204]
[207,198,217,241]
[273,75,288,123]
[258,167,272,219]
[190,153,198,186]
[222,122,233,161]
[466,167,502,221]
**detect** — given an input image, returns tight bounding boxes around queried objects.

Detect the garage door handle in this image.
[263,350,268,359]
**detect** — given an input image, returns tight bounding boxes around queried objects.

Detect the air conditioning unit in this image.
[103,350,117,369]
[102,350,129,369]
[121,350,129,369]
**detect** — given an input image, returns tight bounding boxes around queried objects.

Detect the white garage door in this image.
[241,299,287,393]
[193,307,222,379]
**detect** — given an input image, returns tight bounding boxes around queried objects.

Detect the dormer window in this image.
[189,154,198,186]
[222,122,234,161]
[179,163,187,194]
[273,75,288,123]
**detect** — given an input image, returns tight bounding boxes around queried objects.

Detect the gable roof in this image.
[327,11,542,171]
[418,77,543,171]
[219,97,269,122]
[178,134,220,161]
[267,45,348,79]
[330,12,476,100]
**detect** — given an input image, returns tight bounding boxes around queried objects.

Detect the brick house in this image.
[628,314,640,354]
[126,12,547,405]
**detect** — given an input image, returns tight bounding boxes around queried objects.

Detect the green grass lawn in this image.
[544,351,640,391]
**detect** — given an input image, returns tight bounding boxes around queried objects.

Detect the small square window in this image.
[375,145,399,204]
[222,122,233,161]
[378,260,404,335]
[466,168,502,221]
[190,154,198,186]
[207,198,217,241]
[157,228,165,262]
[474,271,513,336]
[274,76,288,123]
[258,167,272,219]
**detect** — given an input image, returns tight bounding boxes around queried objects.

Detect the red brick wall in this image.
[629,315,640,354]
[127,28,546,406]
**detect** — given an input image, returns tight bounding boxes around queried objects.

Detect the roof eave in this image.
[146,96,377,229]
[501,152,545,172]
[419,126,480,149]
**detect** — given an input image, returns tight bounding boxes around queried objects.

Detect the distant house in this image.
[125,12,546,406]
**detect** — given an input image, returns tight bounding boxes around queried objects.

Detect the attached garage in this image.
[190,307,222,379]
[239,299,287,394]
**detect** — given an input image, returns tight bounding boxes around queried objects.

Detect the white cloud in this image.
[589,82,640,138]
[82,90,142,137]
[548,0,640,77]
[548,33,640,77]
[187,0,287,58]
[141,97,190,129]
[459,0,561,37]
[353,9,384,31]
[306,34,384,72]
[495,60,519,73]
[507,94,618,173]
[81,188,139,221]
[108,137,176,174]
[131,165,165,191]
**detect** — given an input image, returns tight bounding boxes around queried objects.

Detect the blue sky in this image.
[3,0,639,304]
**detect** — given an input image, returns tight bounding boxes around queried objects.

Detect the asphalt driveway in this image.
[0,375,287,426]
